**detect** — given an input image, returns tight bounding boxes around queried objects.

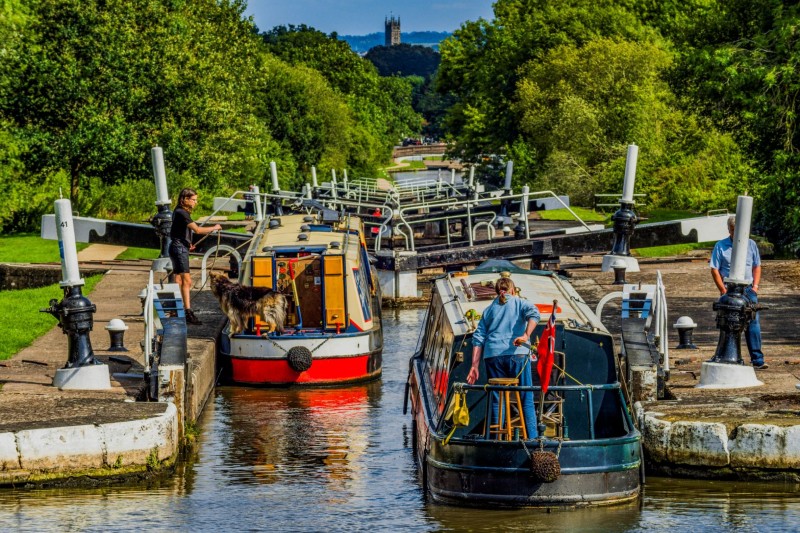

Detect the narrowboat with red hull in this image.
[219,212,382,386]
[406,260,640,507]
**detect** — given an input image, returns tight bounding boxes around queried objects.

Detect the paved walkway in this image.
[0,261,162,431]
[76,244,127,262]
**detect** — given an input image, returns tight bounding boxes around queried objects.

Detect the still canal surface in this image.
[1,309,799,531]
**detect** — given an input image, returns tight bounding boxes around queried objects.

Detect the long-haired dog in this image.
[209,272,287,335]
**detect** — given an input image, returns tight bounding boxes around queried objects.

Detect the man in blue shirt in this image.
[709,216,767,369]
[467,276,540,437]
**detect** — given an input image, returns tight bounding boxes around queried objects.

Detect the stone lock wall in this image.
[635,402,800,480]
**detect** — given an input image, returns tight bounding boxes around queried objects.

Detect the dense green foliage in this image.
[438,0,751,209]
[2,0,800,252]
[262,25,422,179]
[434,0,797,252]
[0,6,420,232]
[365,44,440,78]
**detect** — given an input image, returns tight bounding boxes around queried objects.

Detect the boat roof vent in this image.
[330,241,341,249]
[261,246,273,253]
[298,233,309,241]
[269,218,281,229]
[300,224,310,232]
[303,215,315,223]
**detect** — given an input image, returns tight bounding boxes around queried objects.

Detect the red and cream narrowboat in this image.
[219,212,382,385]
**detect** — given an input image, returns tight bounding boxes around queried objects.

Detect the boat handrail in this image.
[456,382,621,393]
[444,381,633,441]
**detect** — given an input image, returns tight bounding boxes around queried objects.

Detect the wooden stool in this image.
[486,377,528,441]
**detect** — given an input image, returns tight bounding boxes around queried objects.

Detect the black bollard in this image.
[612,259,627,285]
[105,319,128,352]
[149,203,173,271]
[673,316,698,349]
[610,201,638,257]
[40,285,99,368]
[710,283,755,364]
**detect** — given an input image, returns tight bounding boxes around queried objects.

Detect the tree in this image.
[364,43,440,78]
[263,25,422,166]
[437,0,657,160]
[669,0,800,251]
[3,0,278,220]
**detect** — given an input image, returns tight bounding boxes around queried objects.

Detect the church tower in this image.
[385,16,401,46]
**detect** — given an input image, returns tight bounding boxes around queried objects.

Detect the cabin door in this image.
[293,256,323,328]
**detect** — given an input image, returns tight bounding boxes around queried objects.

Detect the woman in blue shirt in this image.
[466,276,540,438]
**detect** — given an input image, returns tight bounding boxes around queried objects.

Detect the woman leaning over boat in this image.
[466,276,540,438]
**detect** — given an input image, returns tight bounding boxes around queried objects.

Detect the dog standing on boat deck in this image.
[208,272,287,335]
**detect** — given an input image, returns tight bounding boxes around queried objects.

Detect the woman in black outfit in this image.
[169,188,221,325]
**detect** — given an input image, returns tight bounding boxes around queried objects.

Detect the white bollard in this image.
[622,144,638,203]
[253,185,263,222]
[151,146,170,206]
[54,199,84,288]
[727,196,753,284]
[504,161,513,191]
[270,161,280,192]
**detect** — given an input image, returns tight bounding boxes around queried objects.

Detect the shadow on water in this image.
[0,309,799,531]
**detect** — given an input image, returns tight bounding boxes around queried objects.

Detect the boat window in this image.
[422,303,442,357]
[352,262,371,322]
[432,334,453,413]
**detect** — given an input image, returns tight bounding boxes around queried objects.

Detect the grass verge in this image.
[115,247,160,260]
[0,274,103,360]
[633,241,715,258]
[0,234,90,264]
[537,207,607,223]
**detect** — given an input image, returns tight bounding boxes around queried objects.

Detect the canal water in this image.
[1,309,799,532]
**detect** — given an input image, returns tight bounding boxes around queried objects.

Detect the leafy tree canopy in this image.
[365,43,440,78]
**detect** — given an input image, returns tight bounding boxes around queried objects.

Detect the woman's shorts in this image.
[169,241,191,274]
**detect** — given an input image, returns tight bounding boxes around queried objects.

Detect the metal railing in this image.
[394,189,588,251]
[593,193,646,210]
[443,382,633,442]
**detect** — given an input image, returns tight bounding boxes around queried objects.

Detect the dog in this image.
[209,272,287,335]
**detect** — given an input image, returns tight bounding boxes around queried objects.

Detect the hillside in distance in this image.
[341,31,450,53]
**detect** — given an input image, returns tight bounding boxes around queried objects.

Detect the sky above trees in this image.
[244,0,495,35]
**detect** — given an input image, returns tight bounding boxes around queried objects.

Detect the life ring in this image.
[286,346,313,372]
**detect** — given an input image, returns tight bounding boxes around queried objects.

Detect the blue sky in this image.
[244,0,495,35]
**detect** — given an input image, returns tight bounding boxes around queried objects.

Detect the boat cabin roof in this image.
[433,261,606,338]
[251,213,363,261]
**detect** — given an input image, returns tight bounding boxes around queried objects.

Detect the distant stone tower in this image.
[385,16,401,46]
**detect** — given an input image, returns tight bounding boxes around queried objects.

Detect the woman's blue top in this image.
[472,296,540,358]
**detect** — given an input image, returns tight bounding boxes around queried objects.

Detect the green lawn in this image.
[0,234,90,264]
[0,274,103,360]
[633,241,715,258]
[537,207,608,223]
[115,246,160,260]
[639,208,706,224]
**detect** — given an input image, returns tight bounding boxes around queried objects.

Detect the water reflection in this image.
[212,385,379,490]
[0,309,799,532]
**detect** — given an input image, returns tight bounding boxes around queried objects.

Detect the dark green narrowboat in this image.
[406,260,641,507]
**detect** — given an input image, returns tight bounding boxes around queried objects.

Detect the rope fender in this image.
[287,346,313,372]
